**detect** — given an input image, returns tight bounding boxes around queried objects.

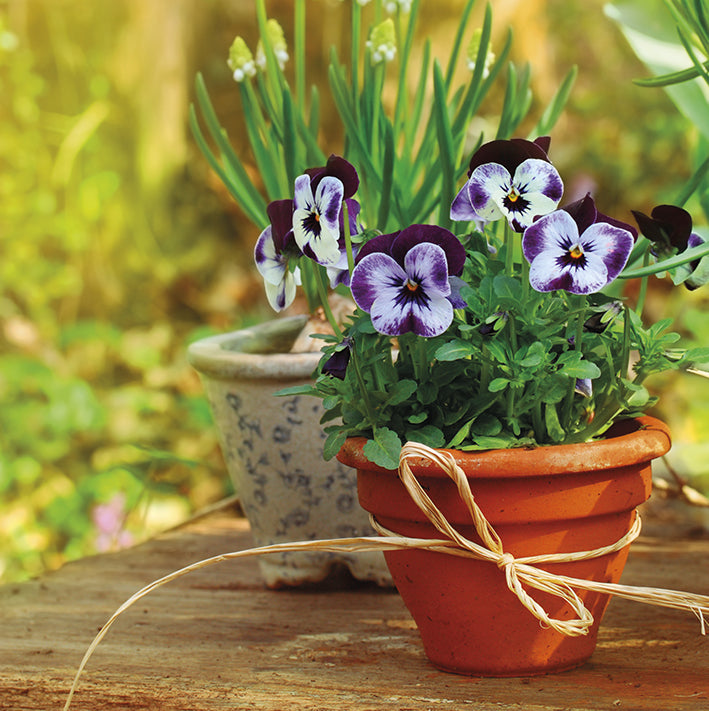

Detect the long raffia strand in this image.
[64,440,709,710]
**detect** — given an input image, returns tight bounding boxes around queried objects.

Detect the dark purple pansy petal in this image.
[632,204,691,256]
[355,231,399,263]
[391,224,467,276]
[322,340,352,379]
[305,154,359,199]
[266,199,296,253]
[466,137,552,177]
[565,194,638,241]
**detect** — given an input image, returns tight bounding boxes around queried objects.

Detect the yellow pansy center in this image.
[569,244,584,259]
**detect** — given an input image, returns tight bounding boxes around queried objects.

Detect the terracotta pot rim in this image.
[338,416,671,478]
[186,315,321,380]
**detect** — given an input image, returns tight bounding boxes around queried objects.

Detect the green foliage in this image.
[311,237,709,466]
[192,0,577,235]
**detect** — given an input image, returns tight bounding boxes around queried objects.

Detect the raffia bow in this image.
[65,440,709,710]
[375,441,645,636]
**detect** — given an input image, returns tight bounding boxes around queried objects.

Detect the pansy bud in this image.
[256,19,289,72]
[574,378,593,399]
[322,339,352,380]
[227,36,256,83]
[366,19,397,65]
[583,301,623,334]
[479,311,508,336]
[466,28,494,78]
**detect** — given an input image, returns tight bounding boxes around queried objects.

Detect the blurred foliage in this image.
[1,0,707,583]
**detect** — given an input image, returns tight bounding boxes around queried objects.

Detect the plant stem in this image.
[561,295,586,431]
[313,266,343,339]
[504,221,515,276]
[635,251,651,317]
[343,201,355,275]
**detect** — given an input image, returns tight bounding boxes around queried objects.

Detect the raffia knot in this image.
[497,552,516,571]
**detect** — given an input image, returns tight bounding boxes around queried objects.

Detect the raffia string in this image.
[64,441,709,711]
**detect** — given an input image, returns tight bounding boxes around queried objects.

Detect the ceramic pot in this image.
[338,416,671,676]
[188,316,390,588]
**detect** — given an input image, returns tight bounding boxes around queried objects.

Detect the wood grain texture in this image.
[1,503,708,711]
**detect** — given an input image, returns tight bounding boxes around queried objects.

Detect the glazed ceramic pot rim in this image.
[338,416,671,479]
[187,315,322,381]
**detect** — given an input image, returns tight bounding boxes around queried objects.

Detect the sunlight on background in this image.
[1,0,707,583]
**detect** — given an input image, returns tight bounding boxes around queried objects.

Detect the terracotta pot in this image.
[188,316,390,588]
[337,416,671,676]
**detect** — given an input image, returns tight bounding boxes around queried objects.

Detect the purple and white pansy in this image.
[293,155,361,267]
[254,199,302,312]
[293,173,345,266]
[522,195,635,295]
[351,224,466,337]
[451,137,564,232]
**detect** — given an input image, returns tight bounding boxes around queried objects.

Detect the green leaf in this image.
[493,274,522,302]
[435,339,477,361]
[519,342,546,368]
[363,428,402,470]
[432,60,456,229]
[417,381,439,405]
[472,413,502,436]
[386,379,418,406]
[323,430,347,461]
[544,403,566,442]
[406,425,445,449]
[408,411,428,424]
[274,384,319,397]
[533,65,578,136]
[488,378,509,393]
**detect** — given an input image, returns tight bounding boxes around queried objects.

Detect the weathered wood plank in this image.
[1,504,707,711]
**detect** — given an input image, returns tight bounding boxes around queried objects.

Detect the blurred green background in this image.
[2,0,707,584]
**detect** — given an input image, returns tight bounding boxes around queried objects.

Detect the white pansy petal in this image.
[409,292,454,337]
[579,222,634,282]
[369,288,416,336]
[315,177,344,233]
[293,174,314,211]
[351,253,406,312]
[513,159,564,205]
[467,163,510,221]
[565,251,609,294]
[405,243,450,293]
[528,252,567,292]
[264,270,297,312]
[522,210,579,263]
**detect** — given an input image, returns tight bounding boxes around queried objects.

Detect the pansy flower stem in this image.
[621,303,631,384]
[349,342,377,423]
[634,250,651,317]
[561,294,587,429]
[313,265,344,339]
[298,258,320,314]
[504,221,515,276]
[342,200,356,275]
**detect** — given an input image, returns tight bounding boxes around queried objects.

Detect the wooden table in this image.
[2,502,708,711]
